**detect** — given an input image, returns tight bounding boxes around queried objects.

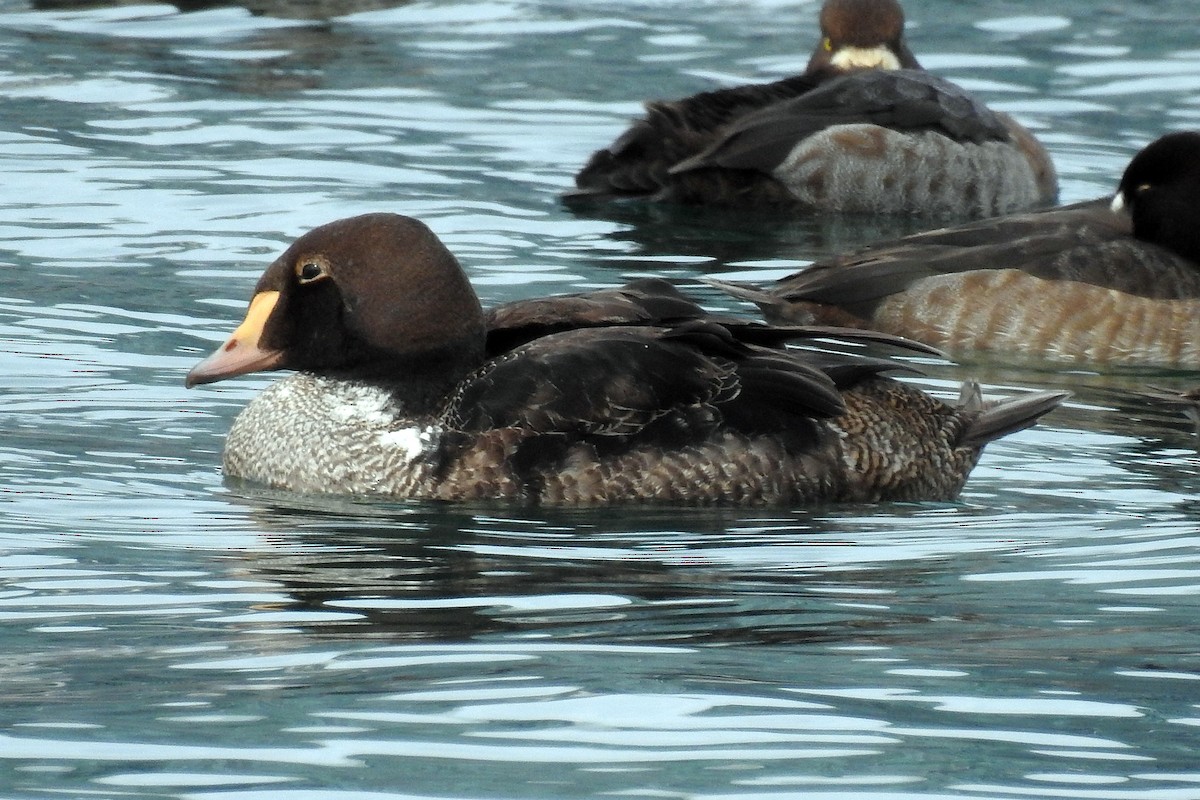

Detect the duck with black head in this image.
[713,132,1200,368]
[568,0,1056,218]
[186,213,1065,506]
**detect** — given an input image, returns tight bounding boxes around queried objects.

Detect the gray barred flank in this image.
[773,126,1044,217]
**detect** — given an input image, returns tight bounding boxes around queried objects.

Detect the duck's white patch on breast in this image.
[377,425,439,462]
[330,386,397,426]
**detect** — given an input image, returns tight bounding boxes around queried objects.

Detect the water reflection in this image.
[178,482,1192,659]
[563,199,955,273]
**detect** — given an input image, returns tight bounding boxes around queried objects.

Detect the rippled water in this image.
[3,0,1200,797]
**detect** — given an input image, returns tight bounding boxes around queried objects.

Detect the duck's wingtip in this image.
[700,277,777,305]
[667,153,705,175]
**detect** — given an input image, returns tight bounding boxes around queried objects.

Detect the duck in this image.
[184,213,1064,506]
[714,132,1200,368]
[567,0,1056,218]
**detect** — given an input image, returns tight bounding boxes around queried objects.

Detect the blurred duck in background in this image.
[715,132,1200,368]
[568,0,1057,219]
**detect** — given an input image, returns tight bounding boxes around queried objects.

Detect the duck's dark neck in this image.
[1132,204,1200,266]
[325,340,485,415]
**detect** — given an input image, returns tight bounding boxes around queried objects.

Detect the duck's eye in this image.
[295,259,329,285]
[823,37,833,52]
[1136,182,1152,194]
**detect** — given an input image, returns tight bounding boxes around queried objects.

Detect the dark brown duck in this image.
[717,132,1200,367]
[186,213,1064,505]
[569,0,1057,218]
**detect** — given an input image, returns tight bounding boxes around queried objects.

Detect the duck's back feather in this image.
[451,321,847,444]
[671,70,1011,176]
[773,199,1200,318]
[571,74,820,199]
[483,278,705,353]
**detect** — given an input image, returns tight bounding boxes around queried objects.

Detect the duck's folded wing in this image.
[484,278,705,354]
[769,198,1199,312]
[670,69,1012,176]
[447,321,856,441]
[570,74,820,197]
[846,197,1116,252]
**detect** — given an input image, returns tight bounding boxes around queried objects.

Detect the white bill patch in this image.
[830,46,901,71]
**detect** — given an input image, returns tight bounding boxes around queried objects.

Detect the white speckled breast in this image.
[772,125,1046,217]
[222,373,443,496]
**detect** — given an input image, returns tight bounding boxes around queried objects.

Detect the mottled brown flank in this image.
[804,165,829,198]
[431,379,978,505]
[868,271,1200,365]
[221,371,1035,506]
[776,302,868,330]
[832,379,979,501]
[525,434,815,506]
[429,428,525,502]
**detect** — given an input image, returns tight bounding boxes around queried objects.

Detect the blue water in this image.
[2,0,1200,797]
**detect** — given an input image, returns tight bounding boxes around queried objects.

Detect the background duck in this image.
[567,0,1056,218]
[715,132,1200,368]
[185,213,1064,506]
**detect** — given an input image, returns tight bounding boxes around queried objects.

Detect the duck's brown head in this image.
[1112,131,1200,266]
[186,213,486,388]
[806,0,920,76]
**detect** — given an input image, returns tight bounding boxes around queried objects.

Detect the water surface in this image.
[2,0,1200,797]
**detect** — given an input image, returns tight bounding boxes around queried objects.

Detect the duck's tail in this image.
[956,381,1069,449]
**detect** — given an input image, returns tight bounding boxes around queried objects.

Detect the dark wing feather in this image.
[769,198,1200,316]
[446,322,855,444]
[777,258,949,310]
[719,319,946,357]
[798,350,924,386]
[484,278,705,355]
[671,70,1012,175]
[449,326,740,437]
[570,74,820,199]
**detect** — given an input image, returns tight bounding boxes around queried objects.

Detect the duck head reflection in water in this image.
[187,213,1065,506]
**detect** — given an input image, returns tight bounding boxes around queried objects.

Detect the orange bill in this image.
[186,291,285,387]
